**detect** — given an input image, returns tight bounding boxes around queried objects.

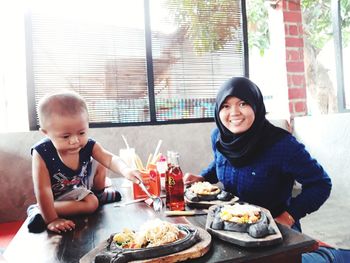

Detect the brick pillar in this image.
[282,0,307,118]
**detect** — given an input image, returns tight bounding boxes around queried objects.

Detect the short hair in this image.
[37,90,88,128]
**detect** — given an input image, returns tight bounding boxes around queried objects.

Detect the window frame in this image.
[331,0,348,112]
[25,0,249,130]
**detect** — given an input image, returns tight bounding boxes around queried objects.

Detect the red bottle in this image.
[165,151,185,211]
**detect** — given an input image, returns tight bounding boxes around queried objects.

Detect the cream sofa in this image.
[0,119,289,223]
[0,122,216,222]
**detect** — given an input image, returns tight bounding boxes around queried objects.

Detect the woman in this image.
[184,76,331,230]
[184,77,350,262]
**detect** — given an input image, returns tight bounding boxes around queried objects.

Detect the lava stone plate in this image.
[185,193,239,209]
[80,225,212,263]
[205,203,283,247]
[184,184,239,209]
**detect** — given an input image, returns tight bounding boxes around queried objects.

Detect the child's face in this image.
[42,112,89,155]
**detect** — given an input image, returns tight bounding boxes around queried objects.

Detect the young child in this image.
[27,90,141,234]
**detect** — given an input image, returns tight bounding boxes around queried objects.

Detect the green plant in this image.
[303,0,350,49]
[166,0,241,54]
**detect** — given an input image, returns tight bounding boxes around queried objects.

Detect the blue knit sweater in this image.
[201,128,332,224]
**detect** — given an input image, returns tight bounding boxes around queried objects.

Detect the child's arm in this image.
[92,142,141,183]
[32,150,60,223]
[32,150,75,233]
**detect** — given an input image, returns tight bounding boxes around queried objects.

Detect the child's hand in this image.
[121,167,142,184]
[47,218,76,234]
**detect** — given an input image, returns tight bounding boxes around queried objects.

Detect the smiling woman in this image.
[184,76,332,233]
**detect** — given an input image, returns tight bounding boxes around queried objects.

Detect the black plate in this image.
[185,195,239,209]
[95,224,199,263]
[205,204,283,247]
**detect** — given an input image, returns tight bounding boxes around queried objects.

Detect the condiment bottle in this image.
[165,151,185,211]
[156,155,167,191]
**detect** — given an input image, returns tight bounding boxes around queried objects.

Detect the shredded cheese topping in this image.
[220,204,261,224]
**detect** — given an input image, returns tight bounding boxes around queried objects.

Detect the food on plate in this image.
[185,181,233,202]
[94,219,200,263]
[220,203,261,224]
[190,182,221,195]
[112,219,182,249]
[211,203,276,238]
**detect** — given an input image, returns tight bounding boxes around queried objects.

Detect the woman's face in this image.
[219,96,255,134]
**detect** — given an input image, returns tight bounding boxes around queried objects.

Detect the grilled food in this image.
[112,219,181,249]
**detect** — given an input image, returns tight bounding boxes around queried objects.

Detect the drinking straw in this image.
[121,135,130,149]
[153,153,162,164]
[121,134,136,169]
[134,154,144,170]
[151,140,162,163]
[146,153,153,169]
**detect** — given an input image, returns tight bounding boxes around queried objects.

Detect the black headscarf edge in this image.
[214,77,289,167]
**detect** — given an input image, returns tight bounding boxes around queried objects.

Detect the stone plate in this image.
[205,204,283,247]
[80,225,211,263]
[185,195,239,209]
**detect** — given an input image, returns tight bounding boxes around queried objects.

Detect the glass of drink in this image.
[119,148,136,168]
[119,148,136,188]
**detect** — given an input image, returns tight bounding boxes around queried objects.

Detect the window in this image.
[26,0,247,130]
[331,0,349,111]
[301,0,350,114]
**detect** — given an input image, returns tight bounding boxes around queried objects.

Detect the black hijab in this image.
[214,77,289,167]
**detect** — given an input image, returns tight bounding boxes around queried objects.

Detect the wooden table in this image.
[4,179,318,263]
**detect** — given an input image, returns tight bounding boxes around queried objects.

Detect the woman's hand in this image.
[183,173,205,186]
[274,211,295,227]
[47,218,75,234]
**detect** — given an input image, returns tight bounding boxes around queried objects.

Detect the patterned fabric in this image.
[31,138,96,200]
[201,128,332,223]
[93,188,122,204]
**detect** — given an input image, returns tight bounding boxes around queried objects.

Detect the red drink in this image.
[132,164,160,199]
[166,151,185,211]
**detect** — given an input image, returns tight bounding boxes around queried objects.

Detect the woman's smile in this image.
[220,96,255,134]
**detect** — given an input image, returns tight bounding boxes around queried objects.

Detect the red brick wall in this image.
[280,0,308,118]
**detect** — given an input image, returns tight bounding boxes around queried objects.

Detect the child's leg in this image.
[91,161,107,191]
[91,162,121,204]
[54,194,99,216]
[105,177,112,187]
[27,194,100,233]
[86,160,111,189]
[27,204,46,233]
[94,187,122,205]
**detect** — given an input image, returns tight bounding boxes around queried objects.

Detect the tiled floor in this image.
[301,197,350,249]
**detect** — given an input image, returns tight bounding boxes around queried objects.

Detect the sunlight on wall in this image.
[0,1,28,132]
[249,5,289,120]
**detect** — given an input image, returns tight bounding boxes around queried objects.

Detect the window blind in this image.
[151,0,246,121]
[26,0,247,129]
